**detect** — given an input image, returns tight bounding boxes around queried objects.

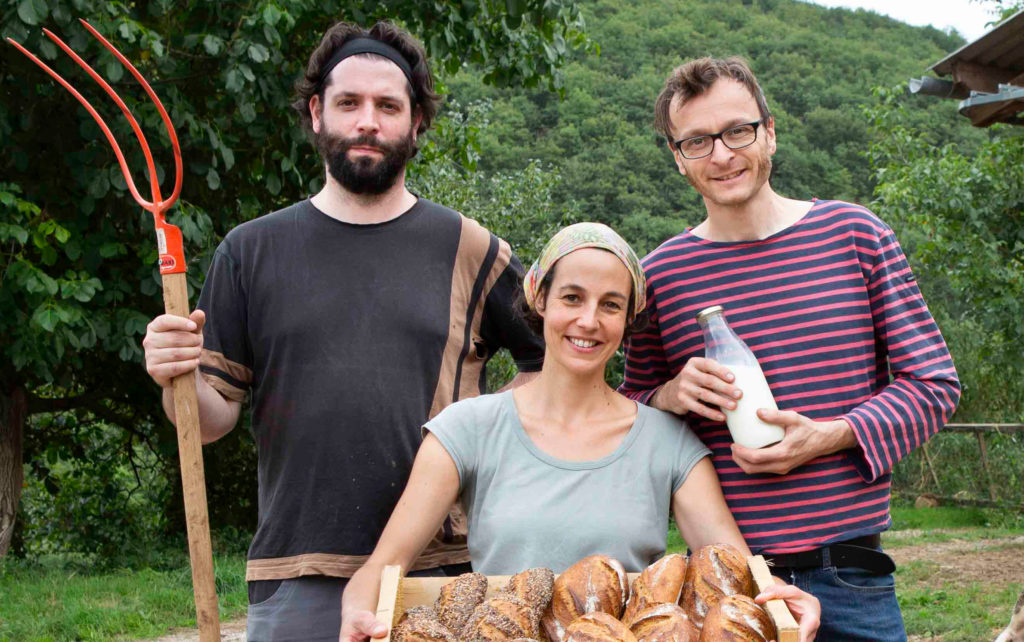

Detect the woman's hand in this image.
[339,609,389,642]
[755,583,820,642]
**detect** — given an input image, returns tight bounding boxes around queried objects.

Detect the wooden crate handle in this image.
[376,565,404,642]
[748,555,799,642]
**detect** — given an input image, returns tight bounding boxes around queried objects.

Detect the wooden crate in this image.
[374,555,798,642]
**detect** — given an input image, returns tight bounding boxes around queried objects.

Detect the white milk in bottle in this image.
[696,305,784,449]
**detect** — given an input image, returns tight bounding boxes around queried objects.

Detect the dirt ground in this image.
[140,618,246,642]
[889,532,1024,642]
[143,533,1024,641]
[888,532,1024,584]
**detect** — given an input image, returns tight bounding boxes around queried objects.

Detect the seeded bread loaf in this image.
[502,567,556,618]
[464,594,540,642]
[391,606,457,642]
[434,572,488,635]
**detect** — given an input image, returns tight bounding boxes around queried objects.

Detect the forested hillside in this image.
[5,0,1017,560]
[444,0,982,255]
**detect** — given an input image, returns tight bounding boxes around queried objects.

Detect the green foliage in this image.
[866,86,1024,422]
[446,0,973,256]
[1,0,588,557]
[890,431,1024,508]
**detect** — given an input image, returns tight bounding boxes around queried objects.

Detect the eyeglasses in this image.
[672,120,763,159]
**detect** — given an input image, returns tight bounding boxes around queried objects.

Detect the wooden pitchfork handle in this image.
[8,20,220,640]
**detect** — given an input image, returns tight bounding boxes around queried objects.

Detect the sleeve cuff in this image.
[840,413,882,483]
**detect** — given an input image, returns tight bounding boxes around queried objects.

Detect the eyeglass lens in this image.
[679,124,758,158]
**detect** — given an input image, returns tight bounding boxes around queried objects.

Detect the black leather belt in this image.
[762,534,896,575]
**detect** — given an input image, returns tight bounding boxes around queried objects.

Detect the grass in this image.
[2,507,1022,640]
[0,551,247,641]
[666,506,1024,640]
[897,560,1020,641]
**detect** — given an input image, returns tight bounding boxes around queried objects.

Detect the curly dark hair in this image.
[517,261,649,342]
[291,21,440,136]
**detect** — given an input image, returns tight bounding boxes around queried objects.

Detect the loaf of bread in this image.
[563,612,639,642]
[680,544,753,629]
[697,595,775,642]
[627,603,699,642]
[622,554,688,625]
[392,606,457,642]
[434,572,488,635]
[542,555,629,641]
[502,567,556,617]
[463,594,540,642]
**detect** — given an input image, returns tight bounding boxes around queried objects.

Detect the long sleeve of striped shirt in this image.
[838,223,961,482]
[620,200,960,551]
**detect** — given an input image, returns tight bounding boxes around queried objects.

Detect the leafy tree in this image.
[447,0,976,256]
[0,0,590,556]
[866,85,1024,422]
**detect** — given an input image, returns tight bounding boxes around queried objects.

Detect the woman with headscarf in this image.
[339,223,819,640]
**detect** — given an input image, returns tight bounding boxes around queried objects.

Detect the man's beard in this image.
[315,128,416,196]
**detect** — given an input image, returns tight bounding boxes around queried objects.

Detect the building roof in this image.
[915,9,1024,127]
[931,9,1024,77]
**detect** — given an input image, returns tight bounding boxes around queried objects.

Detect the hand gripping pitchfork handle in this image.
[8,21,220,640]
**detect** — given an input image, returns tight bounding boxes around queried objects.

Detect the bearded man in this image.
[141,21,543,641]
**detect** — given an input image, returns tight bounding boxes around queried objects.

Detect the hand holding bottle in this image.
[730,409,858,475]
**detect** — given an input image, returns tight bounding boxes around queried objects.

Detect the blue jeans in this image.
[770,547,906,642]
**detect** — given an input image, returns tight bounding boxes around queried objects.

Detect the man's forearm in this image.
[161,374,240,444]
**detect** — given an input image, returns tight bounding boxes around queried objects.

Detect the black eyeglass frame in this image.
[671,119,764,159]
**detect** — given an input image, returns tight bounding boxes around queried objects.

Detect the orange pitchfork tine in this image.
[8,20,220,641]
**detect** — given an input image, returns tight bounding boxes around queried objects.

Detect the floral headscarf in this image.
[523,222,646,319]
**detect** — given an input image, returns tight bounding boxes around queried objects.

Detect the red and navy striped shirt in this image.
[621,199,960,553]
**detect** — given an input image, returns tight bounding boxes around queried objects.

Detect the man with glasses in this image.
[621,57,960,640]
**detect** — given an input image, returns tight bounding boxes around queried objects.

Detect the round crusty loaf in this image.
[698,594,776,642]
[680,544,753,629]
[391,606,457,642]
[434,572,488,635]
[542,554,629,642]
[627,602,700,642]
[464,594,540,642]
[622,554,688,625]
[564,612,639,642]
[502,567,556,618]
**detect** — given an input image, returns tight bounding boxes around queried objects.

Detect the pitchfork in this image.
[8,20,220,640]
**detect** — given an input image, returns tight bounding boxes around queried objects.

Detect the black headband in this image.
[318,37,416,96]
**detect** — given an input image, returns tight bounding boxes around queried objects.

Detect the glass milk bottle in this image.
[696,305,784,449]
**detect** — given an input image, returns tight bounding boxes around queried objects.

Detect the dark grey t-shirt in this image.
[197,198,544,580]
[426,391,711,574]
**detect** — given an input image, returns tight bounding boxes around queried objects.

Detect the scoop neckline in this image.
[681,198,824,247]
[502,390,647,471]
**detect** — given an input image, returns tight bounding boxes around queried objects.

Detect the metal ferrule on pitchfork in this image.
[7,19,187,275]
[8,20,220,640]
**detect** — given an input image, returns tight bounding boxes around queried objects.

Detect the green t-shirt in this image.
[426,390,711,574]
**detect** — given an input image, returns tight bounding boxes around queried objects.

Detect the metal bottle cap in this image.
[696,305,725,327]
